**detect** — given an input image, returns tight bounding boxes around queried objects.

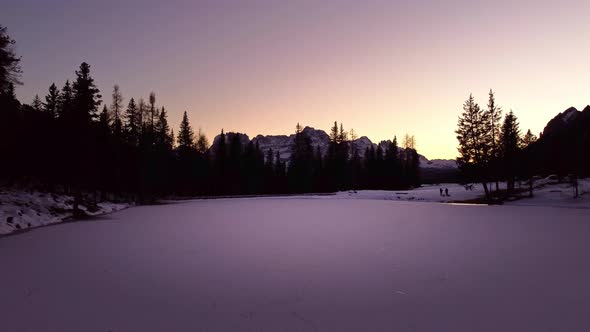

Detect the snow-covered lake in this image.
[1,198,590,331]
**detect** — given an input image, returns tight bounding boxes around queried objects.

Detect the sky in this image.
[2,0,590,159]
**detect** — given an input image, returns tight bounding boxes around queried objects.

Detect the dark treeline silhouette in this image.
[0,26,421,207]
[456,90,590,200]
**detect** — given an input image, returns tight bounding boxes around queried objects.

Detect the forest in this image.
[0,26,420,207]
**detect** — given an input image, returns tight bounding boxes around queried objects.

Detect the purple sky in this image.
[3,0,590,158]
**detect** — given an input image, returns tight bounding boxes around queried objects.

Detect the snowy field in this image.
[1,197,590,331]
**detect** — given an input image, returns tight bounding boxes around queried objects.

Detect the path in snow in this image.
[1,198,590,331]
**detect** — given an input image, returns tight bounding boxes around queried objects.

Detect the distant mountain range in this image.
[212,126,458,170]
[210,105,590,181]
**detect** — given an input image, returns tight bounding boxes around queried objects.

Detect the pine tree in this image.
[149,91,157,132]
[31,94,43,112]
[456,94,492,199]
[111,85,123,138]
[196,128,209,154]
[57,80,73,118]
[521,129,537,148]
[72,62,102,123]
[0,25,22,91]
[155,106,172,149]
[500,110,521,192]
[486,89,502,191]
[177,111,194,149]
[124,98,140,146]
[43,83,60,118]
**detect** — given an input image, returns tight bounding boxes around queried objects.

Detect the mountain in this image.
[211,126,457,172]
[542,106,581,137]
[527,105,590,176]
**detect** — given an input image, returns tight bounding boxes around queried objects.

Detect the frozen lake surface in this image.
[1,198,590,331]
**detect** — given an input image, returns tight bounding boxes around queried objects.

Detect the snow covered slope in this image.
[0,190,128,235]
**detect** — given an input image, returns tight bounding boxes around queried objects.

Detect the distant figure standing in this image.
[445,188,449,197]
[439,188,443,196]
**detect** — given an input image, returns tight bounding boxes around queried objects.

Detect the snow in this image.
[1,194,590,331]
[0,190,129,235]
[337,179,590,208]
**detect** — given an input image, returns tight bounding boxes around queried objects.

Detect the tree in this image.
[486,89,503,191]
[177,111,194,149]
[500,110,521,192]
[289,123,314,192]
[196,128,209,154]
[111,85,123,138]
[0,25,22,91]
[149,91,157,131]
[456,94,492,199]
[57,80,74,118]
[72,62,102,123]
[155,106,172,149]
[124,98,140,146]
[31,94,43,112]
[43,83,60,118]
[521,129,537,148]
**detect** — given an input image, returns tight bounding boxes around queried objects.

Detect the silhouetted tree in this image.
[0,25,22,90]
[456,94,492,199]
[43,83,59,118]
[500,110,521,192]
[486,90,503,191]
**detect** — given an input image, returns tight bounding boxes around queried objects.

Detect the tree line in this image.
[456,90,540,200]
[0,25,421,208]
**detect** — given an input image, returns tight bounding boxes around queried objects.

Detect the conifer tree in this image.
[196,128,209,154]
[31,94,43,112]
[177,111,194,149]
[0,25,22,91]
[500,110,521,191]
[111,85,123,138]
[149,91,157,132]
[521,129,537,148]
[43,83,60,118]
[57,80,74,118]
[456,94,492,198]
[124,98,140,146]
[155,106,172,149]
[72,62,102,123]
[486,89,502,191]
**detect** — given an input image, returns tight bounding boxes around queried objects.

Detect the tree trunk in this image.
[482,182,490,200]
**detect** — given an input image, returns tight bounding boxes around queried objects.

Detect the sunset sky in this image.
[3,0,589,159]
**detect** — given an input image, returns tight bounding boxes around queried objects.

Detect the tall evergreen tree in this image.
[124,98,140,146]
[486,89,503,191]
[521,129,537,148]
[0,25,22,91]
[500,110,521,192]
[72,62,102,123]
[111,85,123,138]
[456,94,492,199]
[155,106,172,149]
[43,83,60,118]
[57,80,73,118]
[31,94,42,112]
[177,111,194,148]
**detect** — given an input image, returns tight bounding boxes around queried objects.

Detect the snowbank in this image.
[335,178,590,209]
[0,190,129,235]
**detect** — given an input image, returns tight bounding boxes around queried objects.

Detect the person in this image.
[445,188,449,196]
[439,188,443,196]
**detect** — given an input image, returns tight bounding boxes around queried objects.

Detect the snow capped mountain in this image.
[212,127,457,170]
[542,106,583,137]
